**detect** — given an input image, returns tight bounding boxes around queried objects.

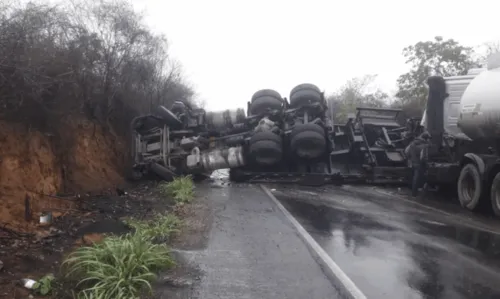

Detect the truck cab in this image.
[421,53,500,217]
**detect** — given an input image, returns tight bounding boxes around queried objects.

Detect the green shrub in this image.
[63,234,174,299]
[33,274,55,295]
[125,214,181,242]
[159,176,195,204]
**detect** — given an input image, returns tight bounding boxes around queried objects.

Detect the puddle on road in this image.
[276,194,500,299]
[416,218,500,260]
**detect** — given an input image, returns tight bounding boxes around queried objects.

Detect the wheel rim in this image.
[461,170,476,204]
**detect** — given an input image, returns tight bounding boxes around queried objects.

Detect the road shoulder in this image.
[159,182,341,299]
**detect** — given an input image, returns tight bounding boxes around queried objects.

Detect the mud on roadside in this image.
[0,181,215,299]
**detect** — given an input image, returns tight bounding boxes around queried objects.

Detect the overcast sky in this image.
[132,0,499,111]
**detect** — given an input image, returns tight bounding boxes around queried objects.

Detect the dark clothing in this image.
[411,162,426,197]
[405,137,429,167]
[405,134,430,197]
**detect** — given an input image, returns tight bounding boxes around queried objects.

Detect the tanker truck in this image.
[129,83,340,183]
[422,53,500,216]
[130,76,417,186]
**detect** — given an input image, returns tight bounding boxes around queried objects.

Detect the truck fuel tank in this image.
[458,67,500,140]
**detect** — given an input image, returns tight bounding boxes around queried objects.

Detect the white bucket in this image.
[21,278,37,289]
[40,212,53,225]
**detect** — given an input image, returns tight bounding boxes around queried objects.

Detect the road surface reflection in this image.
[273,186,500,299]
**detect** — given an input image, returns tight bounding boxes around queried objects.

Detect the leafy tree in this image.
[327,75,389,123]
[477,41,500,67]
[484,41,500,56]
[0,0,194,135]
[395,36,478,116]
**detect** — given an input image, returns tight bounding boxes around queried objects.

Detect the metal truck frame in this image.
[130,83,415,186]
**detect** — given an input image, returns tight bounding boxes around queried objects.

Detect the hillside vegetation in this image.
[328,36,496,123]
[0,0,194,232]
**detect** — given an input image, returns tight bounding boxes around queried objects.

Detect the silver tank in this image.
[457,65,500,140]
[186,146,245,172]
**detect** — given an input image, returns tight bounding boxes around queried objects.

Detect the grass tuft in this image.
[159,176,195,204]
[63,233,174,299]
[63,176,195,298]
[125,213,181,242]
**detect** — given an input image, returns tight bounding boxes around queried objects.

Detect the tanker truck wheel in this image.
[249,131,283,165]
[290,123,326,159]
[457,163,483,210]
[289,83,322,108]
[490,172,500,217]
[250,89,283,115]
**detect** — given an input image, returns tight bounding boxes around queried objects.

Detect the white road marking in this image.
[260,185,367,299]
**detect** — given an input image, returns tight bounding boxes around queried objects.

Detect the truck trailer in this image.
[130,83,413,186]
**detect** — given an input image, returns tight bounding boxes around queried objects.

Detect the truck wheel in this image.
[289,83,322,108]
[490,173,500,217]
[249,131,283,165]
[457,164,483,210]
[291,122,325,137]
[290,123,326,159]
[250,89,283,115]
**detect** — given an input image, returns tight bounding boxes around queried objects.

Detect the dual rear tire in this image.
[249,131,283,166]
[490,172,500,217]
[249,89,283,115]
[457,163,500,217]
[457,164,482,211]
[248,123,327,165]
[290,123,326,159]
[289,83,322,108]
[249,83,323,115]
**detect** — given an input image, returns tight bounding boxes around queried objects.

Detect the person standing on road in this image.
[404,132,431,197]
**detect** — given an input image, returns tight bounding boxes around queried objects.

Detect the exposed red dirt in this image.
[0,118,203,299]
[0,118,127,233]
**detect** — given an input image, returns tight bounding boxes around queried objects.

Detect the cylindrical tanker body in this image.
[205,108,246,130]
[458,68,500,140]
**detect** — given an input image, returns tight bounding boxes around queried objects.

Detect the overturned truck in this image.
[130,83,415,184]
[132,58,500,218]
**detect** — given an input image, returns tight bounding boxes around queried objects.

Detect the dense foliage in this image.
[0,0,194,136]
[328,36,492,122]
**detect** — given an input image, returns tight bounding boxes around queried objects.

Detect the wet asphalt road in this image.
[169,183,341,299]
[270,184,500,299]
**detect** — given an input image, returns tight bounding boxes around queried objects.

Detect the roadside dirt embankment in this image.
[0,118,127,232]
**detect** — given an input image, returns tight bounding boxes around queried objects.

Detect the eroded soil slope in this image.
[0,119,127,232]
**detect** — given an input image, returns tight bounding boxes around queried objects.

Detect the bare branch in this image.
[0,0,195,136]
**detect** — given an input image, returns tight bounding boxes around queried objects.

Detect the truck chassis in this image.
[131,84,417,187]
[131,75,500,218]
